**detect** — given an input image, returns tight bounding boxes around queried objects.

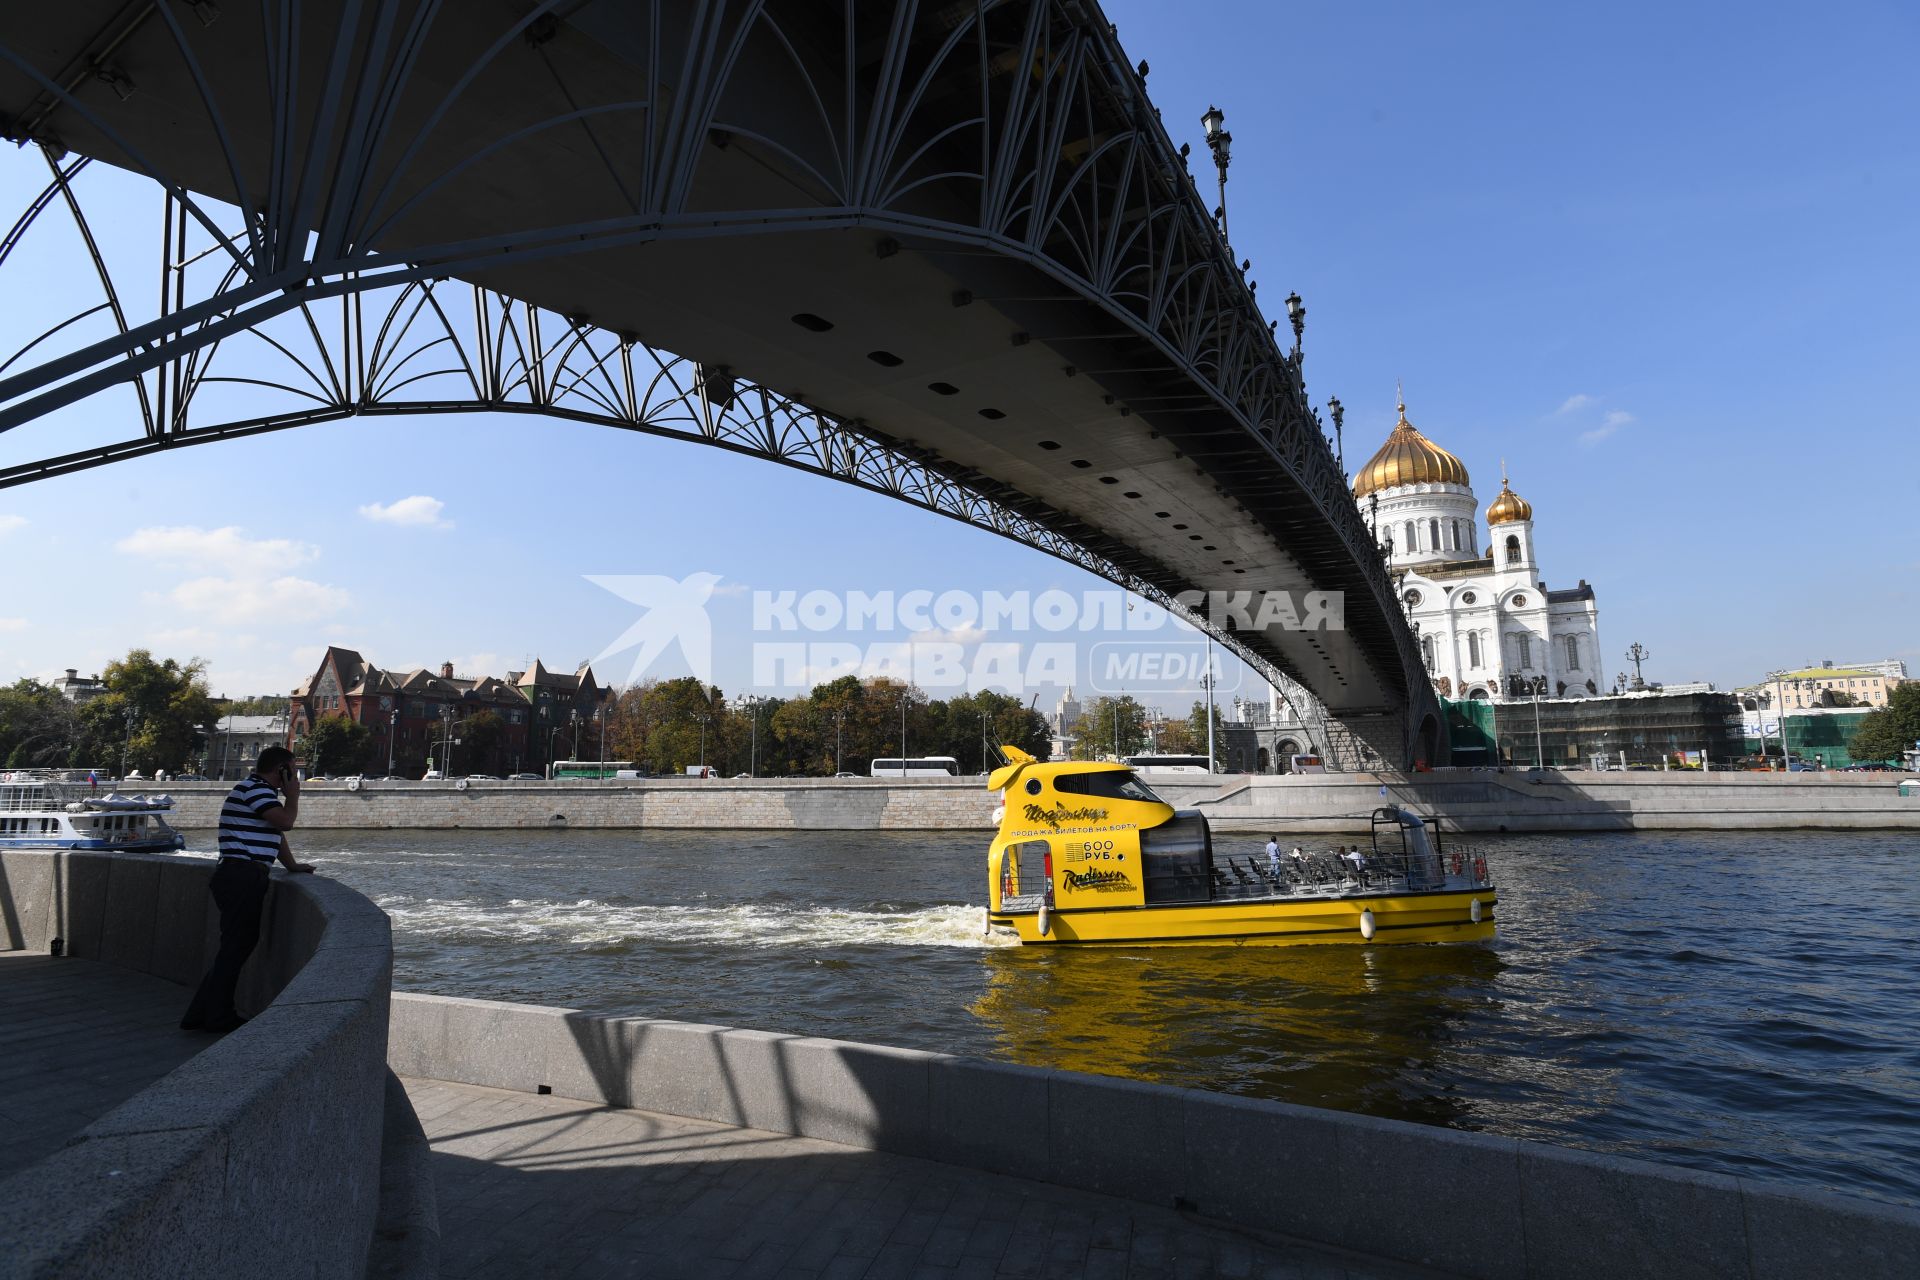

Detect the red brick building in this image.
[290,648,607,777]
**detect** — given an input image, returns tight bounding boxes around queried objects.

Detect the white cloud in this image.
[146,626,221,649]
[0,514,26,536]
[170,576,351,624]
[117,525,318,575]
[1555,394,1597,415]
[358,495,450,528]
[0,617,26,632]
[910,625,988,646]
[1580,409,1635,446]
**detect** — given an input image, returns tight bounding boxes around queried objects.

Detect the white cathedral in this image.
[1353,397,1602,702]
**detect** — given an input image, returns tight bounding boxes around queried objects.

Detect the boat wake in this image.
[381,896,1020,950]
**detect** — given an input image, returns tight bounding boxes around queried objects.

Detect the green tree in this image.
[1073,695,1147,761]
[70,650,219,775]
[298,714,374,776]
[929,690,1051,773]
[0,679,79,768]
[222,696,290,716]
[1186,700,1227,767]
[461,710,506,774]
[1847,683,1920,764]
[608,678,728,774]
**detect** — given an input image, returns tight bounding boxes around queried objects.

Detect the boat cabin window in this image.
[1053,770,1164,804]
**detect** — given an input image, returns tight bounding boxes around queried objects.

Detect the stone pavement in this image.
[405,1077,1453,1280]
[0,952,209,1180]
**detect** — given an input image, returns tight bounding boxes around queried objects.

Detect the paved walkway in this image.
[0,955,1450,1278]
[0,952,207,1180]
[405,1078,1451,1280]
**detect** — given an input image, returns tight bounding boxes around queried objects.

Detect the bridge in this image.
[0,0,1441,767]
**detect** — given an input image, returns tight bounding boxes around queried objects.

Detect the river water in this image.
[185,826,1920,1208]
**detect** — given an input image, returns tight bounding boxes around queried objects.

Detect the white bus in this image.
[1288,753,1327,775]
[1123,754,1211,775]
[869,756,960,778]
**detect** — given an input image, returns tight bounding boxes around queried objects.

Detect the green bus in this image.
[549,760,635,780]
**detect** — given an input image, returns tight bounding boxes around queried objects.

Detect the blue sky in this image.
[2,0,1915,706]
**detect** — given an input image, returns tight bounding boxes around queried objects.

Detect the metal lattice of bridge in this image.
[0,0,1442,767]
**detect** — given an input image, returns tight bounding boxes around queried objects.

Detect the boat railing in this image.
[0,786,57,812]
[993,848,1494,913]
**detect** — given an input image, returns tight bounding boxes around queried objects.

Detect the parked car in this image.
[833,772,858,779]
[422,770,444,780]
[464,774,501,781]
[508,772,543,781]
[172,773,208,781]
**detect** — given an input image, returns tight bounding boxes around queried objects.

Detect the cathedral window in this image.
[1404,520,1418,552]
[1404,589,1422,608]
[1421,635,1436,668]
[1511,594,1527,608]
[1565,636,1580,670]
[1429,518,1441,551]
[1460,591,1477,605]
[1452,519,1464,552]
[1516,634,1533,670]
[1468,632,1483,668]
[1504,534,1521,565]
[1467,525,1477,555]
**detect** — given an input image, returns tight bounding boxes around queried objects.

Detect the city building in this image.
[1486,689,1746,768]
[290,648,608,776]
[207,714,291,780]
[1737,704,1878,769]
[51,668,107,703]
[1353,396,1603,702]
[1744,662,1906,710]
[1049,687,1081,761]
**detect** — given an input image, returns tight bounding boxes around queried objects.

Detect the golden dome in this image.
[1486,464,1533,525]
[1351,398,1470,498]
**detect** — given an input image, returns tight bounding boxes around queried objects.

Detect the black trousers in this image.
[182,858,271,1027]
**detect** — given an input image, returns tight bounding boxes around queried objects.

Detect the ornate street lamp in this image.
[1201,105,1232,242]
[1328,396,1345,472]
[1284,291,1305,351]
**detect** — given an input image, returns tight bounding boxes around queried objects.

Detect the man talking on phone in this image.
[181,745,315,1033]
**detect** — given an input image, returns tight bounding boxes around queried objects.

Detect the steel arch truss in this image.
[0,0,1429,763]
[0,163,1345,756]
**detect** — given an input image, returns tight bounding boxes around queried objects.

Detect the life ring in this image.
[454,778,470,791]
[1449,852,1463,876]
[346,777,362,792]
[1472,855,1488,883]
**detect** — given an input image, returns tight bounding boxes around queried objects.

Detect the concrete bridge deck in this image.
[1,950,1437,1278]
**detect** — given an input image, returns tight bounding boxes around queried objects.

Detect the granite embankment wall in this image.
[152,770,1920,832]
[389,992,1920,1280]
[0,850,392,1279]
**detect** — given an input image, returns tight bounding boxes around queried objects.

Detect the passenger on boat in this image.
[1265,836,1281,877]
[1343,847,1367,877]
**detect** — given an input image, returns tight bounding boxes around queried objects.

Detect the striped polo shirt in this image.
[218,774,284,863]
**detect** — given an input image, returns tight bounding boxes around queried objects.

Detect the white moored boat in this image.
[0,771,187,853]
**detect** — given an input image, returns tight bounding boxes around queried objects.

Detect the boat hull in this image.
[990,887,1496,947]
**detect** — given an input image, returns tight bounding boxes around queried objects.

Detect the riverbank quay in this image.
[4,848,1919,1278]
[0,848,397,1279]
[147,770,1920,832]
[392,992,1920,1280]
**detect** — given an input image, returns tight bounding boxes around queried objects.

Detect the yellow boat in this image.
[985,747,1495,946]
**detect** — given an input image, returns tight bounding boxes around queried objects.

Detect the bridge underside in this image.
[0,0,1441,766]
